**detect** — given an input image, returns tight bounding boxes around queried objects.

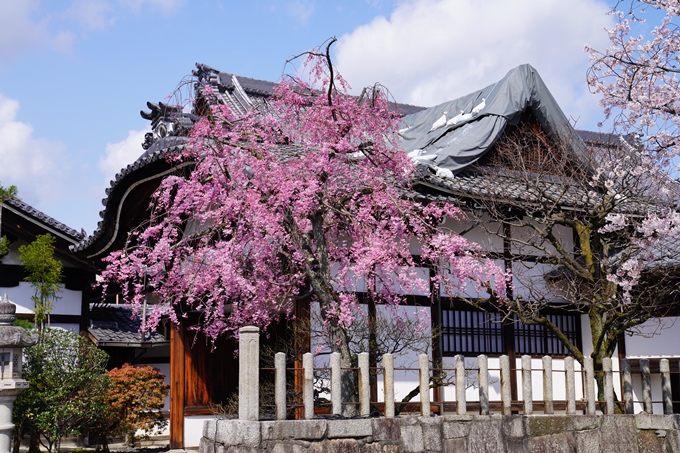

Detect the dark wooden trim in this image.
[0,264,92,291]
[293,298,310,420]
[79,282,92,333]
[133,356,170,365]
[354,292,432,307]
[367,294,378,404]
[430,266,443,405]
[16,313,83,324]
[0,264,21,287]
[183,406,215,416]
[170,321,185,449]
[441,400,588,414]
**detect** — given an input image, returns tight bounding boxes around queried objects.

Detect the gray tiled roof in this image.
[414,162,668,214]
[4,198,84,242]
[72,63,426,257]
[413,164,593,208]
[88,304,167,347]
[71,64,660,258]
[203,64,426,116]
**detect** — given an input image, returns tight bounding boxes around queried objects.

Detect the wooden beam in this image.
[293,297,310,419]
[170,320,186,449]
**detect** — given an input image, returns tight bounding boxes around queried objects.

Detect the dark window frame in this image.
[441,305,582,357]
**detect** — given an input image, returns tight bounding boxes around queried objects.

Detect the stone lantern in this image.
[0,295,37,453]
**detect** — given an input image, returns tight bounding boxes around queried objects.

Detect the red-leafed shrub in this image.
[100,364,169,448]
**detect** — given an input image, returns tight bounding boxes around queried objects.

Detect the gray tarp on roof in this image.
[399,64,588,174]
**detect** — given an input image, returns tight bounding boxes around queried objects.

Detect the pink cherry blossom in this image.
[100,49,508,347]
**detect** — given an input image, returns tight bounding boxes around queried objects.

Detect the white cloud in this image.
[0,0,186,61]
[99,128,149,185]
[0,95,70,205]
[335,0,614,129]
[65,0,115,30]
[117,0,186,15]
[287,0,315,24]
[0,1,74,63]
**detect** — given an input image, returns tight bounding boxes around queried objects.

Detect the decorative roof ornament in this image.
[0,294,37,348]
[0,294,16,326]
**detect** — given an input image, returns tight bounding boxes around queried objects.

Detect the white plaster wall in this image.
[130,362,170,439]
[440,356,503,404]
[185,415,212,448]
[440,259,505,299]
[48,323,80,332]
[511,261,566,302]
[312,303,434,405]
[374,305,432,404]
[625,317,680,358]
[443,214,504,254]
[580,314,593,357]
[622,318,680,414]
[510,221,573,257]
[1,282,81,315]
[435,356,589,414]
[509,357,618,415]
[138,362,171,412]
[631,374,665,414]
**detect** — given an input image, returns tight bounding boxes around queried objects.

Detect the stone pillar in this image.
[603,358,614,415]
[521,355,533,415]
[660,358,673,415]
[0,295,37,453]
[454,355,466,415]
[384,354,395,418]
[500,355,511,416]
[302,353,314,420]
[584,357,596,415]
[419,354,430,417]
[275,352,286,420]
[239,326,260,421]
[542,356,553,414]
[565,357,576,415]
[621,358,634,415]
[478,355,489,416]
[640,358,652,414]
[359,352,370,416]
[330,352,342,416]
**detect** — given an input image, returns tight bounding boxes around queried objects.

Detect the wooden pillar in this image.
[78,272,93,334]
[502,225,518,407]
[293,297,310,419]
[368,295,378,405]
[170,320,186,449]
[429,266,443,408]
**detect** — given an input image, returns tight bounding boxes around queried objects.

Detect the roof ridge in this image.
[4,198,84,241]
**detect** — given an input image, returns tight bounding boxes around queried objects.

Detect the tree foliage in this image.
[586,0,680,164]
[583,1,680,400]
[93,364,168,450]
[473,121,680,402]
[14,328,110,453]
[0,182,18,258]
[100,41,508,406]
[19,234,63,331]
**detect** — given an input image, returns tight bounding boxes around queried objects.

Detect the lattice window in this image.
[514,313,580,356]
[441,309,505,355]
[441,309,581,356]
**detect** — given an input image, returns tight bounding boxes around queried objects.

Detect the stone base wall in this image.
[199,414,680,453]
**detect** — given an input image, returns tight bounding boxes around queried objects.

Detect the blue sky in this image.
[0,0,628,235]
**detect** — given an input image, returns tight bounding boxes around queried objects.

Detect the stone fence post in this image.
[419,354,430,417]
[274,352,286,420]
[384,353,395,418]
[239,326,260,421]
